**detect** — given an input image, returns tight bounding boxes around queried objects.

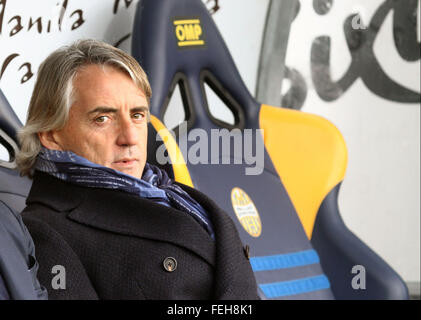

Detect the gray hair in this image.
[16,39,152,178]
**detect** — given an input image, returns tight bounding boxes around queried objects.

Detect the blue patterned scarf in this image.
[34,147,214,239]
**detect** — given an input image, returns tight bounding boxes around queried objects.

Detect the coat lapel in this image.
[178,183,257,299]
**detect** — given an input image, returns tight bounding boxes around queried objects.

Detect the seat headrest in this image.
[132,0,259,130]
[0,89,22,146]
[0,89,22,169]
[0,90,31,211]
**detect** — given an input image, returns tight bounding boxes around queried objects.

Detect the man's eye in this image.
[95,116,108,123]
[133,113,145,120]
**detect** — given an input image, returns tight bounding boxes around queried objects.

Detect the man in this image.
[18,39,258,299]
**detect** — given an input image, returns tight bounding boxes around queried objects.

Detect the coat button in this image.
[163,257,177,272]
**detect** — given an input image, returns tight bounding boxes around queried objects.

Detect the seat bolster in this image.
[312,183,409,300]
[259,104,348,238]
[149,115,194,187]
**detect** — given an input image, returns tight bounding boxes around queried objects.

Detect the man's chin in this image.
[111,165,142,179]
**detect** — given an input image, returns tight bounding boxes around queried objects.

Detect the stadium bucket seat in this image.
[131,0,409,299]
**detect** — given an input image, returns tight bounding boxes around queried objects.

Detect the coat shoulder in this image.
[22,214,98,300]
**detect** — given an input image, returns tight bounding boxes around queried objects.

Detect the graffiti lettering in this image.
[0,0,85,37]
[111,0,134,48]
[281,67,307,110]
[311,0,420,103]
[113,0,134,15]
[114,32,131,48]
[0,53,33,84]
[313,0,332,15]
[69,9,85,31]
[205,0,220,15]
[0,0,86,85]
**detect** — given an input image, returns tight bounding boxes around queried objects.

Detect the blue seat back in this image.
[132,0,335,299]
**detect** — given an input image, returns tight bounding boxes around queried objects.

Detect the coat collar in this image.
[26,171,84,212]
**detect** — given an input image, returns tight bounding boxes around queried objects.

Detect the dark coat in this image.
[21,171,259,300]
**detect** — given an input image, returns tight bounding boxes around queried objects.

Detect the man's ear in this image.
[37,131,64,150]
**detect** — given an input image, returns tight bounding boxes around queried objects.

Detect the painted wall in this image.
[281,0,420,283]
[0,0,419,284]
[199,0,420,284]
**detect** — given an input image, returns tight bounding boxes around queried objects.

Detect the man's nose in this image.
[116,117,139,147]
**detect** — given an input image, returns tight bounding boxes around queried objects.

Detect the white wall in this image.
[282,0,420,283]
[218,0,420,283]
[172,0,421,283]
[0,0,419,283]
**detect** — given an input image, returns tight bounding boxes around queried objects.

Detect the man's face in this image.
[46,64,149,179]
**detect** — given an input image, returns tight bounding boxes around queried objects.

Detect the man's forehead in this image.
[71,64,148,109]
[74,64,143,90]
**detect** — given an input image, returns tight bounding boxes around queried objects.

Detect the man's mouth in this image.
[113,158,138,167]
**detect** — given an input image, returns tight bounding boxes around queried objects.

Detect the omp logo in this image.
[173,18,205,47]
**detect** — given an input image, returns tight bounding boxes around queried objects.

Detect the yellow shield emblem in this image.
[231,187,262,237]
